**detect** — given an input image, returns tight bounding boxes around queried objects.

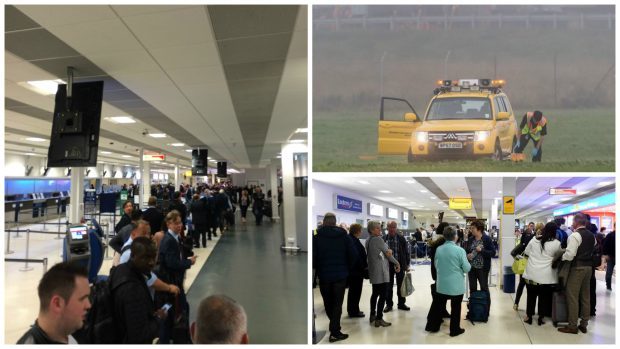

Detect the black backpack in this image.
[77,266,128,344]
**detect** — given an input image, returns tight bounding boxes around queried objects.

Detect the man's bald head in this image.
[192,295,248,344]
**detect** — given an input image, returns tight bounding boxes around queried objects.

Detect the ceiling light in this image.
[357,180,370,185]
[397,197,405,200]
[169,143,184,147]
[498,190,503,194]
[405,180,416,184]
[209,160,217,163]
[148,133,166,138]
[121,155,132,158]
[430,196,437,200]
[289,139,305,144]
[276,156,282,158]
[105,116,136,124]
[379,190,391,193]
[420,190,428,193]
[597,181,614,187]
[100,151,112,155]
[25,137,46,142]
[185,149,193,152]
[295,128,308,133]
[26,79,64,95]
[25,152,36,156]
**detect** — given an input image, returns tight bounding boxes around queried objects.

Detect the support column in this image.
[141,157,151,208]
[68,168,85,224]
[281,142,308,251]
[499,177,517,289]
[270,159,281,221]
[174,161,180,190]
[211,173,216,186]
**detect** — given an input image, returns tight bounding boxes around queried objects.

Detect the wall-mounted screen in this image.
[402,211,409,221]
[368,203,384,217]
[387,207,398,219]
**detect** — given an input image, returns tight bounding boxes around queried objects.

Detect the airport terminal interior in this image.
[312,175,616,344]
[4,5,308,344]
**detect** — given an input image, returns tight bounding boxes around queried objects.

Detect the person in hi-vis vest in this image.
[513,110,547,162]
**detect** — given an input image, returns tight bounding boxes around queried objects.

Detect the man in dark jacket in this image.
[115,200,134,234]
[168,192,188,232]
[383,221,411,312]
[109,237,161,344]
[603,227,615,291]
[109,209,142,254]
[346,224,367,318]
[142,196,165,236]
[157,210,197,344]
[313,212,357,343]
[190,194,209,248]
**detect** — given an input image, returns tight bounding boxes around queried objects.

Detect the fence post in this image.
[5,232,14,254]
[20,229,34,272]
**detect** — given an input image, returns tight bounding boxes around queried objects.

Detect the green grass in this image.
[313,108,615,172]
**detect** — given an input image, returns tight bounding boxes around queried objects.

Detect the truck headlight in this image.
[474,131,490,142]
[416,131,428,143]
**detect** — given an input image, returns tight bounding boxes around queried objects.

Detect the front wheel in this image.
[492,139,502,161]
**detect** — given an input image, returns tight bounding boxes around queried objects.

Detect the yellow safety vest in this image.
[521,113,547,141]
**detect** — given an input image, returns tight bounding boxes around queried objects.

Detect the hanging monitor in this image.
[217,161,227,178]
[192,148,208,176]
[47,81,104,167]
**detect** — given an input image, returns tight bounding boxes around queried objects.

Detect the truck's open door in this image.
[378,97,422,155]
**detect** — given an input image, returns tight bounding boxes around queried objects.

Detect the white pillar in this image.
[499,177,517,289]
[68,167,85,224]
[270,159,281,221]
[141,160,151,208]
[211,173,216,186]
[281,142,307,251]
[174,162,180,189]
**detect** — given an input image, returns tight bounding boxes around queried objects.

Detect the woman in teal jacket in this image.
[425,226,471,337]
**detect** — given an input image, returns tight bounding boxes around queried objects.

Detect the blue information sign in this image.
[335,195,363,213]
[553,193,615,216]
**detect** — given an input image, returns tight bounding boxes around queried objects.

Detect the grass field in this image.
[313,108,615,172]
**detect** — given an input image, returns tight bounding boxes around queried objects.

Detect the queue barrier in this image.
[4,257,48,275]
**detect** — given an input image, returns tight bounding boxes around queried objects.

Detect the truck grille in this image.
[429,132,474,142]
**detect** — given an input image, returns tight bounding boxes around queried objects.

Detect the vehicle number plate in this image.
[438,142,463,149]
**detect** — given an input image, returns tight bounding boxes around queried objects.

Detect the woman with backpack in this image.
[522,222,562,325]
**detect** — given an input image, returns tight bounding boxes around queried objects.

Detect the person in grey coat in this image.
[366,220,400,328]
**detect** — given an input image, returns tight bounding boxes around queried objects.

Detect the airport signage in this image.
[387,207,398,219]
[553,193,615,216]
[368,203,384,217]
[503,196,515,214]
[550,188,577,195]
[335,195,363,213]
[402,211,409,221]
[143,152,166,161]
[449,197,472,210]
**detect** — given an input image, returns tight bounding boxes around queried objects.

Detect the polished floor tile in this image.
[313,258,615,344]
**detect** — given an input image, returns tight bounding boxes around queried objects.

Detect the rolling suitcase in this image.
[552,291,568,327]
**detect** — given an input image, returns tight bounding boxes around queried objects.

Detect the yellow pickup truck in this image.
[378,79,518,162]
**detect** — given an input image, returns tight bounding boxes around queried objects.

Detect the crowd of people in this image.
[16,180,289,344]
[313,211,615,342]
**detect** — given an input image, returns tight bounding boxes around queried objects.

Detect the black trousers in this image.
[319,279,347,335]
[590,267,597,315]
[386,265,406,307]
[515,274,527,305]
[370,282,388,320]
[426,293,463,335]
[515,134,542,162]
[468,268,489,292]
[525,282,553,318]
[192,223,207,247]
[347,274,363,316]
[428,283,449,321]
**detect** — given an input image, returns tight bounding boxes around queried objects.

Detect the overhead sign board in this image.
[368,203,384,217]
[143,153,165,161]
[449,197,472,210]
[550,188,577,195]
[503,196,515,214]
[334,194,363,213]
[387,208,398,219]
[402,211,409,221]
[553,193,615,217]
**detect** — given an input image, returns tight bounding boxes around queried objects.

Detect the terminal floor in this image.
[186,218,308,344]
[313,258,615,344]
[4,215,307,344]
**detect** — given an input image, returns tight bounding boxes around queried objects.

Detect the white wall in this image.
[5,154,66,177]
[313,181,413,230]
[244,168,268,188]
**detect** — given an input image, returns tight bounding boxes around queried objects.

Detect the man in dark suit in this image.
[142,196,165,236]
[157,210,197,344]
[190,193,209,248]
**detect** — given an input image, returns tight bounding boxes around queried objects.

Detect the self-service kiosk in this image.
[64,225,91,274]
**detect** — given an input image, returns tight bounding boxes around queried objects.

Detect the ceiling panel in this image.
[208,5,299,40]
